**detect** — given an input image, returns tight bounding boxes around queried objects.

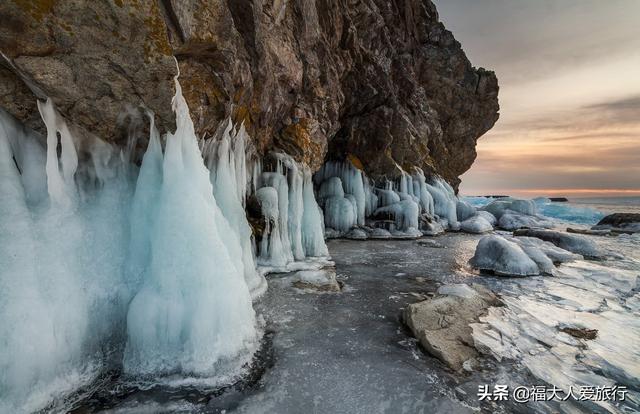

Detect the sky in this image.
[433,0,640,198]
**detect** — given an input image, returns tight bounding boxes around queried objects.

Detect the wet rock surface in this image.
[593,213,640,233]
[403,283,500,371]
[0,0,498,184]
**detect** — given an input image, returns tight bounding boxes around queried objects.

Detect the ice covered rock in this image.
[511,237,581,264]
[481,198,537,220]
[291,269,341,292]
[476,210,497,226]
[513,229,604,259]
[460,215,493,234]
[593,213,640,233]
[403,284,500,370]
[367,227,392,239]
[498,211,555,231]
[456,200,477,221]
[470,235,540,276]
[345,228,368,240]
[421,219,445,236]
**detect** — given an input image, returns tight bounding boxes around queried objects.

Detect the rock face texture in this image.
[0,0,498,186]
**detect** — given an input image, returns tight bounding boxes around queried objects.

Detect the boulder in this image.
[513,229,604,259]
[593,213,640,233]
[460,215,493,234]
[291,269,341,292]
[470,235,541,276]
[456,200,477,221]
[403,284,500,370]
[498,211,555,231]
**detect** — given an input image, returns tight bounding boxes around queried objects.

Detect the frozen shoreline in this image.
[76,230,639,413]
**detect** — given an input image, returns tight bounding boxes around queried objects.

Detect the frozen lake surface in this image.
[74,232,639,413]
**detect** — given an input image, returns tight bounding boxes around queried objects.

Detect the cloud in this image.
[434,0,640,197]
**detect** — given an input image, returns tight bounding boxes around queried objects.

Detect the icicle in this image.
[261,171,294,264]
[37,98,78,207]
[203,119,266,298]
[301,167,328,257]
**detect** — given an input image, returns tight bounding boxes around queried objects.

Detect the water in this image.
[569,196,640,215]
[462,195,640,226]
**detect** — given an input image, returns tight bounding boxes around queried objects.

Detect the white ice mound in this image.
[481,198,536,219]
[476,210,497,226]
[124,78,258,378]
[498,210,555,231]
[512,236,582,264]
[456,200,477,221]
[470,235,540,276]
[514,229,604,259]
[460,214,494,234]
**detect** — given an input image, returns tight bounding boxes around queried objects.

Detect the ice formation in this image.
[311,162,462,238]
[459,215,493,234]
[203,121,266,297]
[456,200,476,221]
[498,210,555,231]
[1,104,133,412]
[480,198,537,219]
[1,76,307,410]
[513,229,604,259]
[470,235,542,276]
[253,153,329,269]
[124,78,258,377]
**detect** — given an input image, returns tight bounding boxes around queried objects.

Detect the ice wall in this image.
[312,161,463,237]
[0,105,133,413]
[0,79,265,410]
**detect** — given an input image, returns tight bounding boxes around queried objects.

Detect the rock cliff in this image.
[0,0,498,188]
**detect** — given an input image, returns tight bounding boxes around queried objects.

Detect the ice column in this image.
[124,78,258,377]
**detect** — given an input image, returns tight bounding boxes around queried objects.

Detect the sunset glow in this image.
[435,0,640,198]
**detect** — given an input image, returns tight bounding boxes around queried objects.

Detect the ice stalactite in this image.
[312,161,467,238]
[124,78,258,378]
[253,153,329,269]
[411,168,435,217]
[255,186,288,267]
[301,168,329,257]
[203,120,267,298]
[315,161,366,226]
[260,172,295,265]
[425,177,459,228]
